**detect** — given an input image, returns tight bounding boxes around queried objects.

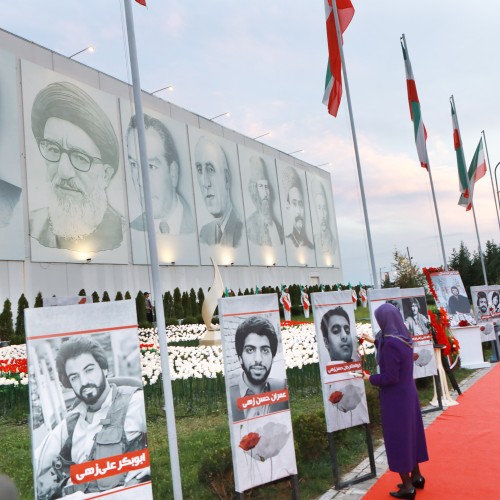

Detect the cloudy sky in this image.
[3,0,499,285]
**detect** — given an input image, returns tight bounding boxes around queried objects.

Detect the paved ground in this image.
[317,366,493,500]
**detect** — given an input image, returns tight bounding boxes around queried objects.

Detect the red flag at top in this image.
[135,0,147,6]
[323,0,355,117]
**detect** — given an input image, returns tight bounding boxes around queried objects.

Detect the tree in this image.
[135,291,147,324]
[197,288,205,314]
[102,291,111,302]
[0,299,14,343]
[392,250,426,289]
[115,291,124,301]
[182,291,192,317]
[14,294,29,344]
[92,291,100,303]
[34,292,43,308]
[125,291,132,300]
[448,241,474,294]
[381,273,393,289]
[163,291,174,319]
[173,287,183,319]
[485,240,500,283]
[78,289,86,296]
[189,288,198,316]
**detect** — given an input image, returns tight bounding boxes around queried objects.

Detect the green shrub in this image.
[165,318,179,327]
[34,292,43,308]
[102,291,111,302]
[291,305,302,315]
[135,291,147,324]
[14,294,29,344]
[198,446,234,500]
[115,291,124,301]
[0,299,14,343]
[292,412,328,462]
[182,316,198,325]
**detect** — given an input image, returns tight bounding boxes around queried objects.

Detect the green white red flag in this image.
[322,0,355,117]
[401,36,429,170]
[458,137,487,211]
[450,100,470,209]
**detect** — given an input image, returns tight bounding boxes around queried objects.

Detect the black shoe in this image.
[397,477,425,490]
[390,487,416,500]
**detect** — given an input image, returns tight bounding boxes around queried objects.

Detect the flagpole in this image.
[450,96,488,285]
[481,130,500,231]
[401,34,448,271]
[331,1,379,288]
[123,1,183,498]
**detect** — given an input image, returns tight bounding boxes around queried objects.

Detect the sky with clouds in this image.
[2,0,499,285]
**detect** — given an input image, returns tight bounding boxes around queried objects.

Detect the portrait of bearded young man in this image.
[29,81,123,252]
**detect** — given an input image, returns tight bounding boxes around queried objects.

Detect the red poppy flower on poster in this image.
[239,432,260,451]
[329,390,343,404]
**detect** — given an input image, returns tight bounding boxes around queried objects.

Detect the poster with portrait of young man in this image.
[428,270,475,327]
[0,48,24,260]
[276,160,316,267]
[306,172,339,268]
[237,145,286,267]
[400,288,437,379]
[471,285,500,342]
[311,291,369,432]
[25,300,152,500]
[188,127,249,266]
[120,101,200,265]
[21,60,128,264]
[367,287,403,335]
[219,293,297,493]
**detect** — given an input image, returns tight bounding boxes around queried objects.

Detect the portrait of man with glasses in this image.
[29,81,124,252]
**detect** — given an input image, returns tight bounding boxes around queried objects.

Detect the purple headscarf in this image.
[375,303,413,361]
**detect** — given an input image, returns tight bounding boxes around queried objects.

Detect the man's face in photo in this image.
[128,127,177,219]
[478,296,488,313]
[65,352,108,406]
[324,313,353,362]
[239,333,273,386]
[42,117,113,239]
[288,186,304,233]
[195,138,230,218]
[315,191,329,233]
[451,287,459,297]
[256,178,271,216]
[411,302,419,316]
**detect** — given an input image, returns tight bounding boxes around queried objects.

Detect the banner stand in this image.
[421,373,443,414]
[235,474,299,500]
[328,424,376,490]
[441,353,461,395]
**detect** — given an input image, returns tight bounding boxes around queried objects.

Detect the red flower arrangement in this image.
[422,266,446,302]
[458,319,471,327]
[0,358,27,374]
[329,391,344,404]
[239,432,261,451]
[428,308,460,357]
[280,320,309,327]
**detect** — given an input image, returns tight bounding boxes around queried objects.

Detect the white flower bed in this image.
[0,323,374,387]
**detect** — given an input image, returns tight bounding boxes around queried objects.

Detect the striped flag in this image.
[323,0,355,117]
[450,100,469,208]
[401,35,429,170]
[459,137,487,211]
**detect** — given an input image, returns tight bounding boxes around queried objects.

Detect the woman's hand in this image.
[361,370,371,381]
[360,332,375,343]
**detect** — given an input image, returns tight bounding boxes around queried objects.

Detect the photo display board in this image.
[471,285,500,342]
[25,300,152,500]
[311,290,369,432]
[219,293,297,493]
[367,288,437,379]
[428,270,475,326]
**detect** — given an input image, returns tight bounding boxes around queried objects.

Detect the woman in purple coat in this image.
[362,303,428,499]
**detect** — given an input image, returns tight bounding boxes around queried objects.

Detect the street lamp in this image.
[69,46,95,59]
[151,85,174,95]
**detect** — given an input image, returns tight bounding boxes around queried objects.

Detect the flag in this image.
[450,100,469,208]
[401,36,429,170]
[323,0,355,117]
[135,0,147,5]
[458,137,487,211]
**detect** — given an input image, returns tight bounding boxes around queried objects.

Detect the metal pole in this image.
[401,35,448,270]
[331,2,379,288]
[495,162,500,217]
[450,96,488,285]
[123,1,183,498]
[481,131,500,231]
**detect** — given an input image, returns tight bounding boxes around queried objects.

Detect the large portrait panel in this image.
[306,171,339,267]
[120,101,199,265]
[238,145,286,266]
[0,48,24,260]
[188,127,249,266]
[21,60,128,264]
[276,161,316,267]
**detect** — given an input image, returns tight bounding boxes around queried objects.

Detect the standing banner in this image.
[219,294,297,494]
[400,288,437,378]
[367,287,402,335]
[428,270,475,326]
[311,291,369,432]
[471,285,500,342]
[25,300,152,500]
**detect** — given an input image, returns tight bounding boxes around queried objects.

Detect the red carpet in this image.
[364,364,500,499]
